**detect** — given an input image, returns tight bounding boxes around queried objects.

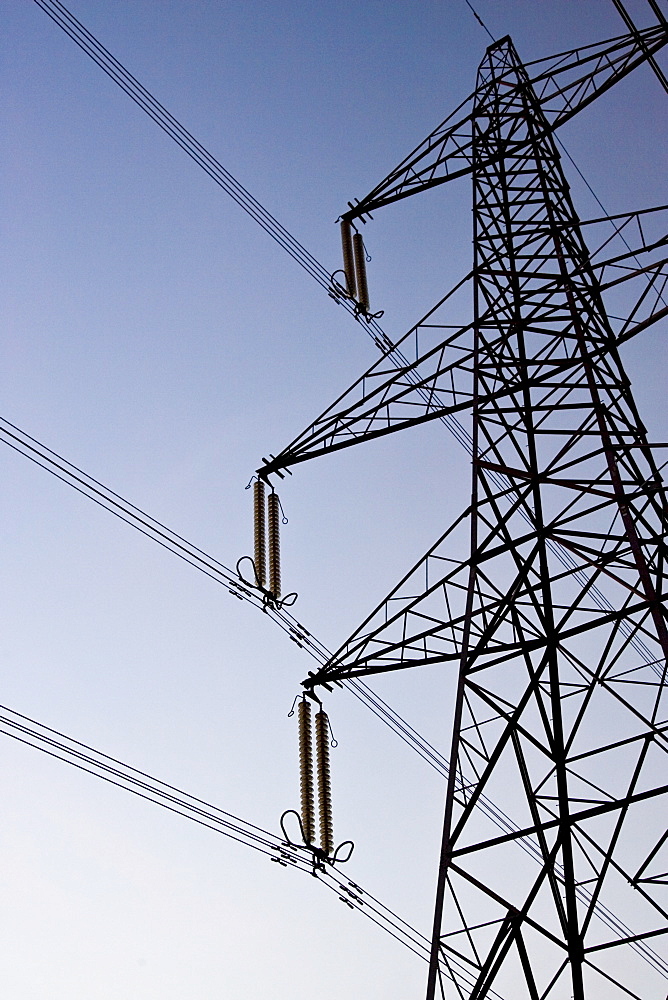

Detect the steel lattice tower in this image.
[260,19,668,1000]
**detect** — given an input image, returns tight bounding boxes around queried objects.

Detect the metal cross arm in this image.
[256,333,588,481]
[256,306,650,482]
[341,26,668,222]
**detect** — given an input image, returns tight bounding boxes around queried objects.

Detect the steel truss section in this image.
[260,25,668,1000]
[340,25,668,217]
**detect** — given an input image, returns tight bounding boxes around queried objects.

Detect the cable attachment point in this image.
[332,840,354,864]
[280,809,309,849]
[275,494,289,525]
[327,715,338,748]
[235,556,298,610]
[328,269,354,303]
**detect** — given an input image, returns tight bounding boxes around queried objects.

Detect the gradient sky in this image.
[2,1,667,997]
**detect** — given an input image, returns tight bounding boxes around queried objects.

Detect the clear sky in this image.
[2,1,667,997]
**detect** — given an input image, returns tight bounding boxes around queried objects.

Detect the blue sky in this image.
[2,1,667,997]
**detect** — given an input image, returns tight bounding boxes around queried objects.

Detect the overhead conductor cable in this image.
[298,699,316,845]
[253,478,267,587]
[267,490,281,599]
[315,710,334,857]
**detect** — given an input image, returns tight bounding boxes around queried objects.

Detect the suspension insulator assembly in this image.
[315,709,334,857]
[340,219,357,298]
[267,491,281,599]
[253,478,267,588]
[352,232,370,313]
[284,700,350,865]
[298,699,316,845]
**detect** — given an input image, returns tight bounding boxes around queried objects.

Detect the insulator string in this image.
[352,232,370,313]
[315,710,334,856]
[267,491,281,598]
[340,219,356,298]
[297,700,316,844]
[253,479,267,588]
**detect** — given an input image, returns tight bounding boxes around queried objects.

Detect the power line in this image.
[463,0,495,42]
[19,10,668,981]
[1,414,664,975]
[34,0,665,366]
[31,0,393,349]
[0,415,324,663]
[0,699,494,992]
[33,0,663,499]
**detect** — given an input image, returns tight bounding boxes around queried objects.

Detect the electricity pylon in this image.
[260,19,668,1000]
